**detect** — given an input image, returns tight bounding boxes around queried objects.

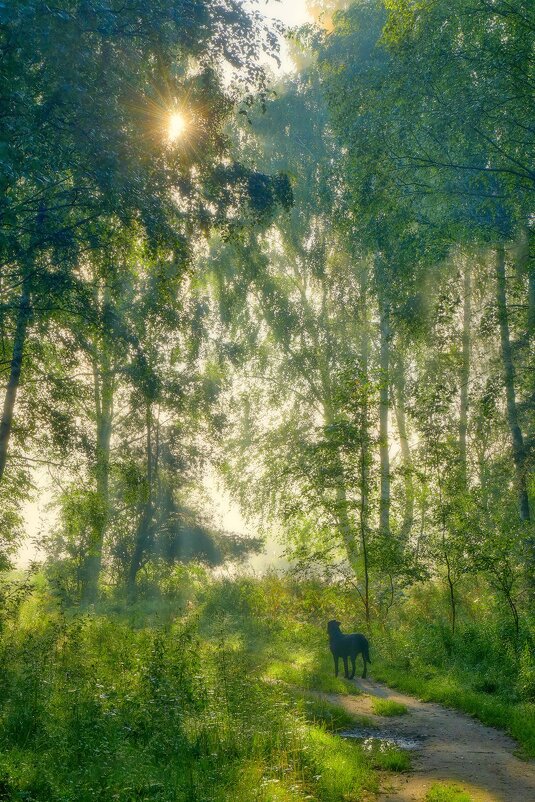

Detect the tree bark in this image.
[495,244,531,522]
[359,416,371,626]
[528,261,535,343]
[0,273,31,482]
[81,342,114,605]
[515,229,535,595]
[445,549,456,637]
[323,400,361,581]
[459,257,472,485]
[359,281,371,625]
[379,298,390,537]
[518,225,535,341]
[127,403,156,599]
[393,360,414,539]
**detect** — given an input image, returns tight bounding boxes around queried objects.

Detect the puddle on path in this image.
[340,727,424,750]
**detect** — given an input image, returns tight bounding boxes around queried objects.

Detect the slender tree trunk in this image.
[0,273,31,481]
[393,360,414,539]
[500,579,520,641]
[509,594,520,641]
[495,244,531,522]
[323,401,361,580]
[128,403,155,599]
[81,345,114,605]
[528,263,535,343]
[359,423,371,626]
[379,298,390,537]
[359,282,371,625]
[525,236,535,597]
[439,480,456,637]
[520,226,535,341]
[459,258,472,485]
[335,479,360,572]
[513,225,534,342]
[445,550,456,637]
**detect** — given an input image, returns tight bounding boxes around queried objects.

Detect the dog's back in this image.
[327,619,371,664]
[347,632,370,662]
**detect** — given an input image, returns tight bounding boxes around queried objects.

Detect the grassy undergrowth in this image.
[361,579,535,758]
[287,689,368,731]
[425,784,474,802]
[371,699,408,717]
[0,573,382,802]
[372,660,535,758]
[0,569,532,800]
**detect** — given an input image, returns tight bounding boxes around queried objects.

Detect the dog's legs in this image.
[362,655,367,678]
[343,656,349,678]
[334,654,339,677]
[349,655,356,679]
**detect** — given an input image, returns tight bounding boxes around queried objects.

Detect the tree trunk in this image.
[334,478,360,575]
[359,282,371,625]
[393,360,414,539]
[519,225,535,341]
[515,229,535,596]
[323,401,361,581]
[127,403,155,599]
[81,344,114,605]
[528,261,535,344]
[439,479,456,637]
[445,550,456,637]
[359,420,371,626]
[0,273,31,481]
[459,257,472,485]
[495,244,531,522]
[379,298,390,537]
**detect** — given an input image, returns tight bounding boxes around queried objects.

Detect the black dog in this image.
[327,620,371,679]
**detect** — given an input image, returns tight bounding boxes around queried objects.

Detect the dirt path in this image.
[328,678,535,802]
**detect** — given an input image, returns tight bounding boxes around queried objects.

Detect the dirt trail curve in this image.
[329,678,535,802]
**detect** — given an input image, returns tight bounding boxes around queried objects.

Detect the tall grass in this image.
[0,568,532,801]
[369,582,535,757]
[0,573,377,802]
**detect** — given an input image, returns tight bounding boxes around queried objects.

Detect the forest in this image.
[0,1,533,801]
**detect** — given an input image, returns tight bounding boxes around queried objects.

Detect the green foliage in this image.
[368,583,535,756]
[288,689,370,732]
[1,2,534,797]
[371,698,408,717]
[304,727,378,801]
[426,784,474,802]
[2,570,535,799]
[0,575,386,802]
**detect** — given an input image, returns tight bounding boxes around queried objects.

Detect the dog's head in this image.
[327,619,342,635]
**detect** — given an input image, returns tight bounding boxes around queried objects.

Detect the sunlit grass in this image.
[306,727,378,800]
[265,641,362,696]
[288,688,373,732]
[3,573,533,801]
[371,698,408,716]
[426,783,474,802]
